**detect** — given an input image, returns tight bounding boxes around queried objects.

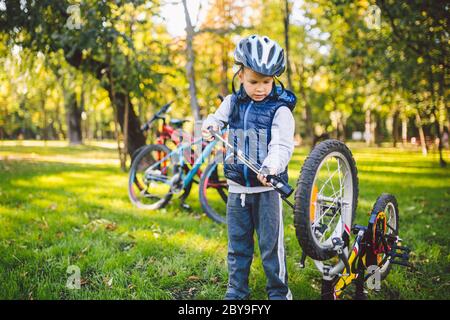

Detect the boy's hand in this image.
[257,167,277,187]
[202,124,219,142]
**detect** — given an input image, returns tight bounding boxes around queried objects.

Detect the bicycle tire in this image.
[294,139,359,261]
[199,153,228,224]
[368,193,399,280]
[128,144,173,210]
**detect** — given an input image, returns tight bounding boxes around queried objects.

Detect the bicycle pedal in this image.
[388,252,410,260]
[390,260,412,268]
[392,245,411,253]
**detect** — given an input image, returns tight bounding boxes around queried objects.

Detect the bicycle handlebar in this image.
[141,101,174,132]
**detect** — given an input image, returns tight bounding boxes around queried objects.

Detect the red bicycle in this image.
[129,100,228,218]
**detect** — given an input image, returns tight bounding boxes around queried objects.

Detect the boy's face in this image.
[238,67,274,101]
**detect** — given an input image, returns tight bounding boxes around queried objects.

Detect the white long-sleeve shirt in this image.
[202,94,295,194]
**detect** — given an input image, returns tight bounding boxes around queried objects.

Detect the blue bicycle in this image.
[128,130,228,223]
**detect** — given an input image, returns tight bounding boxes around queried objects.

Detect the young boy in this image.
[202,35,296,300]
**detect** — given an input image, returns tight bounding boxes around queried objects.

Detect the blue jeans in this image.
[225,191,292,300]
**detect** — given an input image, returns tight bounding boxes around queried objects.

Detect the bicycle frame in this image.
[180,136,219,189]
[155,119,194,147]
[311,209,410,300]
[145,135,220,190]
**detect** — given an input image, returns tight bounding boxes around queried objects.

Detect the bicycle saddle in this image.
[170,118,189,128]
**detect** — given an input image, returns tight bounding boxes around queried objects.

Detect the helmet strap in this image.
[231,65,244,95]
[274,77,285,97]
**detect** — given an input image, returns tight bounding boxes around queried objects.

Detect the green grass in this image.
[0,140,449,300]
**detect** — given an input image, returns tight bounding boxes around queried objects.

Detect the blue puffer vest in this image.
[224,84,297,187]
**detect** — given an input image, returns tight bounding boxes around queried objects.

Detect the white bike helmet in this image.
[234,35,285,77]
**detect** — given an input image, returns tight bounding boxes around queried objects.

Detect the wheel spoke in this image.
[337,158,343,198]
[313,159,350,245]
[313,191,340,228]
[326,158,337,197]
[318,166,340,196]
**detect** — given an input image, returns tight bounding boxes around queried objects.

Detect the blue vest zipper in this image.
[243,101,254,187]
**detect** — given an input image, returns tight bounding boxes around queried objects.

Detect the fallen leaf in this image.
[105,223,117,231]
[188,275,200,281]
[85,219,117,232]
[210,276,219,284]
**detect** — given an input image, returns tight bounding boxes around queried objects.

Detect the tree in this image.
[182,0,201,121]
[1,0,169,157]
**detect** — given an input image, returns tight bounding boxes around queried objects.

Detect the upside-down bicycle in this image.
[293,139,411,299]
[209,129,411,299]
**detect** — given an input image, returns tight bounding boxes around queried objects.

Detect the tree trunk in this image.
[123,93,130,168]
[295,62,314,146]
[415,112,428,156]
[432,110,446,167]
[283,0,293,91]
[338,114,345,141]
[55,101,66,140]
[80,73,90,141]
[402,117,408,146]
[393,110,399,147]
[182,0,201,121]
[0,101,6,140]
[375,113,382,147]
[112,91,146,161]
[41,93,48,142]
[365,109,372,146]
[64,91,83,145]
[428,65,446,167]
[220,38,229,97]
[107,65,127,171]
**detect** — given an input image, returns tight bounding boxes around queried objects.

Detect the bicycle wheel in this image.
[199,152,228,224]
[128,144,176,210]
[131,145,146,164]
[294,139,358,261]
[366,193,399,280]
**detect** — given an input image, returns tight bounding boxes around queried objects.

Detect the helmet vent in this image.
[257,41,263,61]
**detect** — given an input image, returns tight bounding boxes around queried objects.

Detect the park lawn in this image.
[0,141,449,300]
